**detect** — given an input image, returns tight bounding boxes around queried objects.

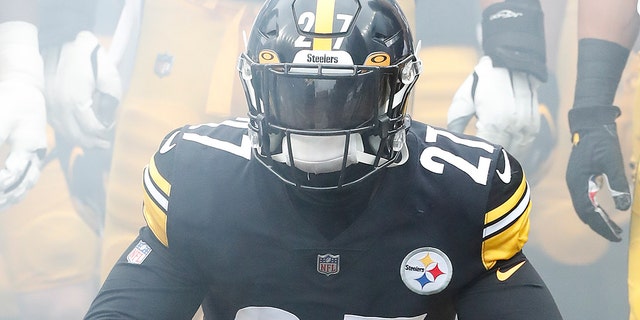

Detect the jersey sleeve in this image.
[141,127,182,248]
[455,252,563,319]
[84,228,207,319]
[481,148,531,270]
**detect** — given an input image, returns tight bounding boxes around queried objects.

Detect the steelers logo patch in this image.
[400,247,453,295]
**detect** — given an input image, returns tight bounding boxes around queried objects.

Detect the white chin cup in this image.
[280,134,364,174]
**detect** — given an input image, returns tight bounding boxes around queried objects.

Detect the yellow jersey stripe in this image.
[483,182,530,239]
[149,155,171,197]
[485,174,527,225]
[142,166,169,247]
[143,164,169,211]
[313,0,335,50]
[143,202,169,247]
[482,202,531,269]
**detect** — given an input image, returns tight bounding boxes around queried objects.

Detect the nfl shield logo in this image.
[127,240,152,265]
[317,253,340,276]
[154,53,174,78]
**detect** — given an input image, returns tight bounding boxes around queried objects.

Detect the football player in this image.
[565,0,640,318]
[85,0,563,318]
[98,0,413,280]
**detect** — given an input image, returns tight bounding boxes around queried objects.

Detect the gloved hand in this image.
[0,21,47,211]
[447,56,541,160]
[0,82,47,212]
[566,106,632,242]
[44,31,122,149]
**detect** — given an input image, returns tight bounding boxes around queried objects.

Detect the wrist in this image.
[568,106,620,133]
[481,0,547,81]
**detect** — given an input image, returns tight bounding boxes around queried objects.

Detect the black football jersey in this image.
[87,118,558,320]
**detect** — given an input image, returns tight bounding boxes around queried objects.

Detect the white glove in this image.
[447,56,541,159]
[44,31,122,149]
[0,21,47,211]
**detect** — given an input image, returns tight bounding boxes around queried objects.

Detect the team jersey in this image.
[86,118,562,320]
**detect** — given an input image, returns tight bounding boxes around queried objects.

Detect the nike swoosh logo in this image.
[159,131,180,154]
[496,149,511,183]
[496,260,526,281]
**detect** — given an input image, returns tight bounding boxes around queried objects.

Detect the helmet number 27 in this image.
[294,11,354,50]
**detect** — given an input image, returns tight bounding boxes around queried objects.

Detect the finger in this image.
[597,136,632,211]
[586,177,623,242]
[0,168,19,192]
[511,73,540,127]
[589,204,624,242]
[566,165,623,241]
[606,173,632,211]
[602,159,631,211]
[0,153,41,212]
[566,151,595,219]
[0,149,38,192]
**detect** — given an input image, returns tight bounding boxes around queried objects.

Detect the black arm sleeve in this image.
[455,251,563,320]
[84,227,207,320]
[482,0,547,81]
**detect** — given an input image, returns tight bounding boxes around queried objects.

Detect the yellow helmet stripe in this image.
[313,0,336,50]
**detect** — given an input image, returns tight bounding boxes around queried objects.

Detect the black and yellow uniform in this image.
[100,0,415,279]
[86,119,562,319]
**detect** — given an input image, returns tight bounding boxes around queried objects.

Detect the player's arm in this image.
[455,251,562,319]
[41,0,123,149]
[455,149,562,318]
[85,229,206,319]
[565,0,640,242]
[85,128,207,319]
[0,0,47,211]
[476,0,547,82]
[448,0,547,163]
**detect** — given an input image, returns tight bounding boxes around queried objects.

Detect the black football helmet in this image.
[238,0,421,190]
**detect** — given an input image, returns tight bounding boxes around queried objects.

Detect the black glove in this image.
[566,106,632,242]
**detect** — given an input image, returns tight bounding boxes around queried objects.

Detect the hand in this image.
[0,21,47,212]
[44,31,122,149]
[447,56,541,160]
[0,80,47,211]
[566,107,632,242]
